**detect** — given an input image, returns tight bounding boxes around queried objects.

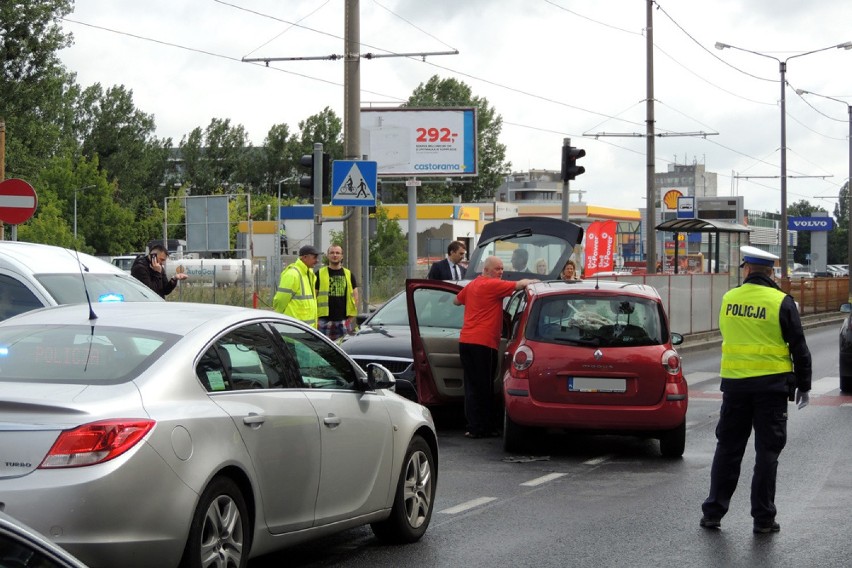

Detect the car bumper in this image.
[0,442,197,568]
[504,378,687,432]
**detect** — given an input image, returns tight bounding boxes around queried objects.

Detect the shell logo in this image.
[663,190,683,209]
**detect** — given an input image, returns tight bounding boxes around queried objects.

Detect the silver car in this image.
[0,302,437,568]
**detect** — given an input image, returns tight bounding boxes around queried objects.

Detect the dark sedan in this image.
[839,303,852,393]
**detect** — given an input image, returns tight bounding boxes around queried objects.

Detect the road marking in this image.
[811,376,838,395]
[520,473,567,487]
[685,371,718,384]
[583,455,612,466]
[439,497,497,514]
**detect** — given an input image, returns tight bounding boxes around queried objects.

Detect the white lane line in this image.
[439,497,497,514]
[520,473,567,487]
[583,455,612,466]
[811,376,838,395]
[685,371,718,384]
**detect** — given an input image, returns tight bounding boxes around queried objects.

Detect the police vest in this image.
[273,261,318,328]
[719,284,793,379]
[316,267,357,318]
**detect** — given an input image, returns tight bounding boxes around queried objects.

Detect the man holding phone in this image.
[131,244,188,298]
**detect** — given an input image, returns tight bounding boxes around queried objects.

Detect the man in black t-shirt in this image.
[315,245,360,340]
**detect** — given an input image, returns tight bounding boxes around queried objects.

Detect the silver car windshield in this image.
[37,273,164,303]
[0,325,177,383]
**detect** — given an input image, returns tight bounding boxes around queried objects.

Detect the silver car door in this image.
[199,323,321,533]
[269,322,394,526]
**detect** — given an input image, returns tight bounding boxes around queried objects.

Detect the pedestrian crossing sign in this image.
[331,160,378,206]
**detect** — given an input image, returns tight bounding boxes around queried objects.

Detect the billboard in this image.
[360,107,478,177]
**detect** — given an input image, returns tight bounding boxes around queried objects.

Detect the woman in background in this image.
[561,259,579,281]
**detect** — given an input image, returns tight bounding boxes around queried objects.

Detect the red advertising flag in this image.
[584,220,617,277]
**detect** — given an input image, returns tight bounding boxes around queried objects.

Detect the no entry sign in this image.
[0,178,38,225]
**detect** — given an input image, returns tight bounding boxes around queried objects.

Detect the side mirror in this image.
[841,303,852,314]
[671,332,684,346]
[364,363,396,391]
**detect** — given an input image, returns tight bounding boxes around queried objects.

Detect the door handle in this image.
[323,414,341,428]
[243,413,265,426]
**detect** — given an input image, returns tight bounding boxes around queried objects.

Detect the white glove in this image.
[795,390,809,410]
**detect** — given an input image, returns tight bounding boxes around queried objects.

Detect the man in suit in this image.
[427,240,467,280]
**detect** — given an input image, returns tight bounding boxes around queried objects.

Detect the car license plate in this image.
[568,377,626,393]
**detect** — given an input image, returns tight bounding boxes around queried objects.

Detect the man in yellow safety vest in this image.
[273,245,319,328]
[315,244,359,340]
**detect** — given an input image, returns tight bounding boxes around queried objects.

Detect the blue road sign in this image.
[332,161,378,206]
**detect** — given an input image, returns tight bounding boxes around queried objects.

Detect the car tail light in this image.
[39,419,155,469]
[511,345,534,379]
[661,349,682,381]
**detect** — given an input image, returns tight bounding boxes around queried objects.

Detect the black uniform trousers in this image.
[459,342,498,436]
[702,391,788,524]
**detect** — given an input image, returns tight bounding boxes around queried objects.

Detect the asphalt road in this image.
[252,322,852,568]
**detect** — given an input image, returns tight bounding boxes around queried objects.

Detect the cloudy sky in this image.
[60,0,852,213]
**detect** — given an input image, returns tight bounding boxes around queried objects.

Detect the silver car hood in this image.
[0,381,144,479]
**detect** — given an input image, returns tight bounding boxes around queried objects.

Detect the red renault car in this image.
[502,280,687,457]
[408,278,687,457]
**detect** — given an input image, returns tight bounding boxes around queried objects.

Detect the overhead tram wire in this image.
[242,0,333,58]
[60,18,406,102]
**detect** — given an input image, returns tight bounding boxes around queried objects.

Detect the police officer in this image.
[273,245,319,328]
[700,246,811,534]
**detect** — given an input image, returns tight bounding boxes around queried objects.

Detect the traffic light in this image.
[299,153,317,196]
[299,152,331,198]
[561,145,586,181]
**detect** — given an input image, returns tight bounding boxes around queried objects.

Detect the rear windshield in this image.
[0,325,178,384]
[528,294,667,347]
[37,273,164,304]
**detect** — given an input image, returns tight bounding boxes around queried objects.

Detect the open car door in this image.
[405,279,465,405]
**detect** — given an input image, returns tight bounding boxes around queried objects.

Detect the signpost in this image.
[0,178,37,225]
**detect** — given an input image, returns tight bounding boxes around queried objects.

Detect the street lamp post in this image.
[73,185,95,240]
[796,88,852,302]
[714,41,852,276]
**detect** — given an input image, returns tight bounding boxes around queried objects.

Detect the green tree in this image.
[37,155,137,255]
[75,83,171,206]
[402,76,510,203]
[831,180,850,263]
[177,119,253,195]
[369,206,407,267]
[0,0,78,181]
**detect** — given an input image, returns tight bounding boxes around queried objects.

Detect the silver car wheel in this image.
[402,448,432,529]
[199,494,244,568]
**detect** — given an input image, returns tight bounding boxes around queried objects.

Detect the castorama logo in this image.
[787,216,834,231]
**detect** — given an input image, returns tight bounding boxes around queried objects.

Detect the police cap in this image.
[739,245,778,267]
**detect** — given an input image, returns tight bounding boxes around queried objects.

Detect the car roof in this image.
[0,241,125,275]
[0,302,293,336]
[527,279,663,301]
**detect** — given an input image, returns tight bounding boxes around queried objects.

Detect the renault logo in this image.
[593,349,603,360]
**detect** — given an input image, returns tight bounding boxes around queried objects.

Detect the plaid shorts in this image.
[318,318,356,341]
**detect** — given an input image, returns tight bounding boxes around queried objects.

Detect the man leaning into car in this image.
[700,246,811,535]
[454,256,538,438]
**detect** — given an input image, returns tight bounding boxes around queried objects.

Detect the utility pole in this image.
[344,0,362,307]
[644,0,655,274]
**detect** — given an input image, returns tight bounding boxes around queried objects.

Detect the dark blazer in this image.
[426,258,466,280]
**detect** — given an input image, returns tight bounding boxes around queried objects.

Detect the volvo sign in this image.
[788,216,834,231]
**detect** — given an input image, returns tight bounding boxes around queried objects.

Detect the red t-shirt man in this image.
[454,255,538,438]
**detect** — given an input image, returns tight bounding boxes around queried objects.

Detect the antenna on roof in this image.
[74,248,98,321]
